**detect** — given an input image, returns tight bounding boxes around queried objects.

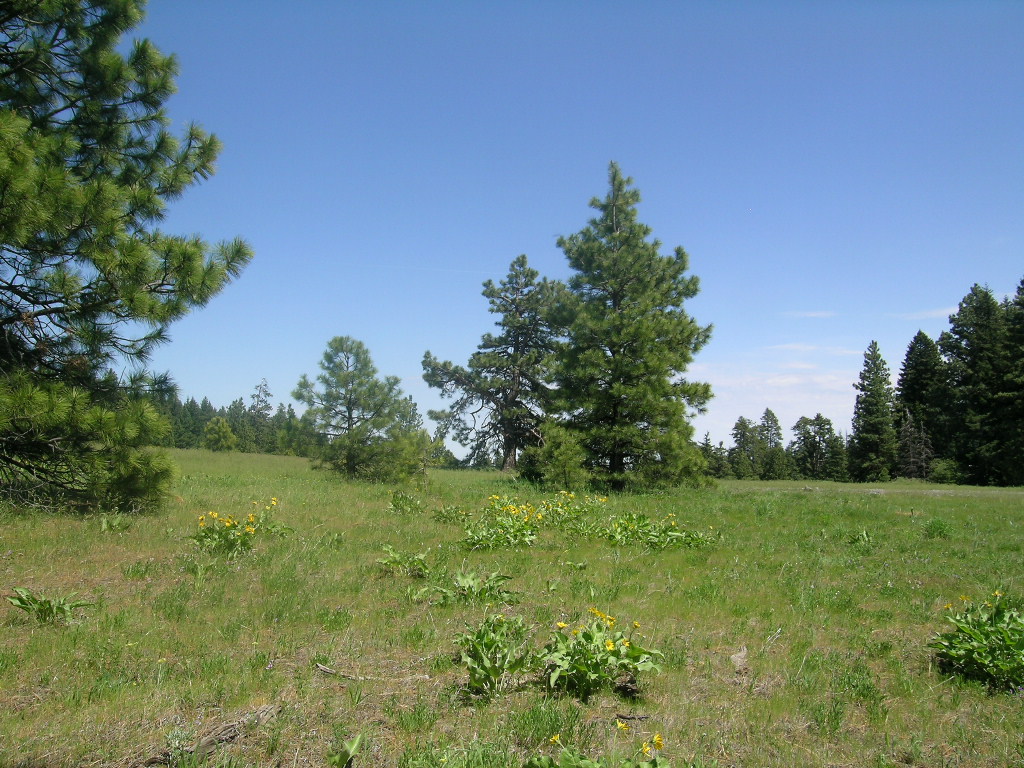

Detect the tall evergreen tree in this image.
[0,1,251,508]
[728,416,760,479]
[553,163,711,490]
[1000,279,1024,486]
[896,331,949,456]
[757,408,792,480]
[423,255,559,470]
[848,341,898,482]
[939,284,1009,485]
[789,414,843,481]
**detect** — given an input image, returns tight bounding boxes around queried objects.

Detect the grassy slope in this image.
[1,449,1022,767]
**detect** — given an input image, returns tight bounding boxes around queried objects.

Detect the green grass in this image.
[1,449,1023,767]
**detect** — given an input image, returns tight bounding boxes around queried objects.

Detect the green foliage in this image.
[418,570,519,606]
[326,733,363,768]
[848,341,898,482]
[294,336,429,482]
[0,1,251,509]
[377,545,431,579]
[202,416,238,452]
[388,489,425,516]
[6,587,92,625]
[424,255,560,470]
[538,609,662,701]
[99,513,133,533]
[456,613,534,696]
[599,512,715,549]
[524,750,670,768]
[929,592,1024,690]
[463,495,541,549]
[520,421,592,491]
[189,497,290,559]
[552,163,711,491]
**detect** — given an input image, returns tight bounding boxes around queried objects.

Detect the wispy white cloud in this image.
[892,306,957,321]
[781,361,818,370]
[782,310,837,318]
[766,343,861,356]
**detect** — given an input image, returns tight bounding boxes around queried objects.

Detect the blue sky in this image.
[136,0,1023,448]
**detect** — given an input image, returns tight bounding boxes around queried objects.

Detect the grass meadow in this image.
[1,449,1022,767]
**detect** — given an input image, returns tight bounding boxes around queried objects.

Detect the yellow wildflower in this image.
[616,720,630,732]
[944,602,954,610]
[652,733,664,750]
[633,621,641,629]
[248,513,256,523]
[994,590,1003,597]
[210,511,218,519]
[245,525,255,534]
[960,595,970,602]
[606,639,616,651]
[550,734,560,745]
[557,622,568,629]
[642,742,652,756]
[271,497,278,505]
[622,640,630,648]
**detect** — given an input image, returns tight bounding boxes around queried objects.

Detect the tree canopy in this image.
[0,1,251,508]
[295,336,427,482]
[552,162,712,490]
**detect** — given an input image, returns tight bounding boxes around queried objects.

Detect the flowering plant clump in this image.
[190,497,290,558]
[929,591,1024,690]
[525,737,669,768]
[538,608,663,701]
[537,491,608,534]
[462,495,540,549]
[600,513,716,550]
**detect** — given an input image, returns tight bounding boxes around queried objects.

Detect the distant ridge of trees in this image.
[704,278,1024,487]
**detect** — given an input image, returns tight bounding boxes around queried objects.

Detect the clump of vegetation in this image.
[377,545,431,579]
[456,613,534,697]
[929,592,1024,690]
[538,609,662,701]
[6,587,92,625]
[189,497,290,558]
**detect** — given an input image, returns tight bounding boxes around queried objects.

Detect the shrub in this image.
[929,592,1024,690]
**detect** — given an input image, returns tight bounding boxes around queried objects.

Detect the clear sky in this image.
[135,0,1023,448]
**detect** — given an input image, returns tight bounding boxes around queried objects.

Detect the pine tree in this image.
[294,336,428,482]
[999,279,1024,486]
[897,409,934,479]
[553,163,711,490]
[423,255,559,470]
[728,416,761,479]
[789,414,842,481]
[203,416,237,452]
[939,284,1009,485]
[896,331,949,457]
[758,408,792,480]
[0,1,251,509]
[848,341,898,482]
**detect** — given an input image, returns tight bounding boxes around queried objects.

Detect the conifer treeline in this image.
[149,379,317,456]
[705,278,1024,486]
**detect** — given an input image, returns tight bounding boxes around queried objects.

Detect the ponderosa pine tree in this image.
[0,1,251,508]
[422,255,560,470]
[295,336,428,482]
[848,341,898,481]
[552,164,711,490]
